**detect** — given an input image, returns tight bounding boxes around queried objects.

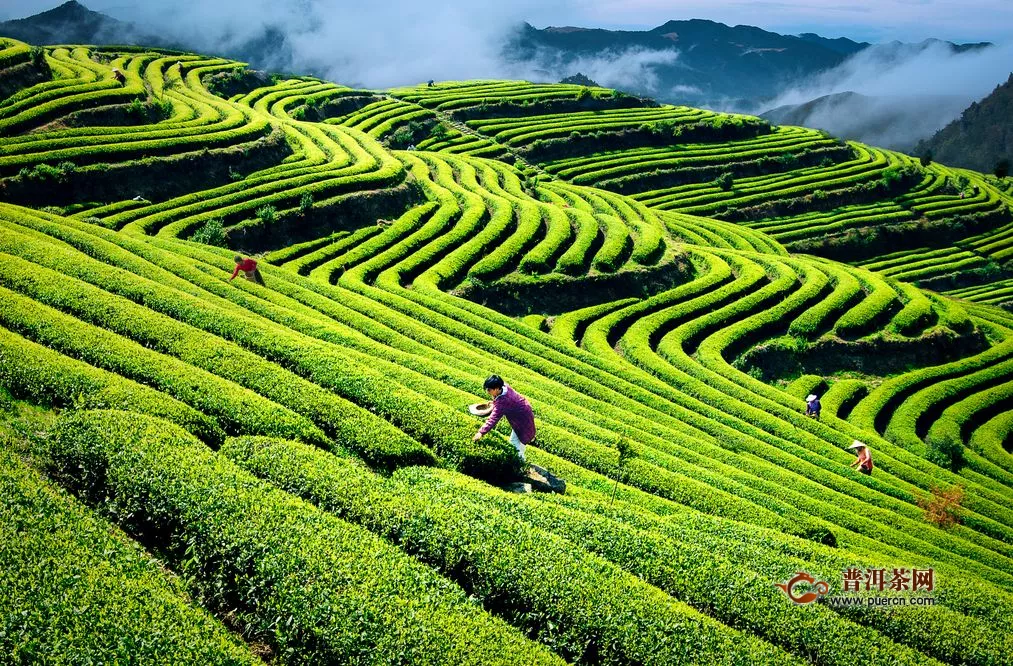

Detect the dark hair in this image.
[483,375,504,390]
[234,255,243,263]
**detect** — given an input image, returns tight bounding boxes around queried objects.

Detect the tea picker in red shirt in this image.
[230,255,265,285]
[472,375,536,462]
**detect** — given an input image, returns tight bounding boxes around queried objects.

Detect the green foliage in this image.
[0,447,260,665]
[429,122,450,141]
[5,51,1013,665]
[713,171,734,191]
[0,322,222,444]
[221,435,798,666]
[41,410,558,666]
[610,435,636,505]
[926,428,967,472]
[124,96,147,119]
[16,162,77,184]
[298,192,314,213]
[29,46,46,68]
[188,218,227,247]
[255,203,277,225]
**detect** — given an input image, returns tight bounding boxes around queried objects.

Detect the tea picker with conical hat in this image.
[849,440,873,475]
[805,394,821,420]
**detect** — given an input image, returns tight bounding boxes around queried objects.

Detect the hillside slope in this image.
[760,91,972,151]
[0,1,157,46]
[1,39,1012,665]
[915,72,1013,174]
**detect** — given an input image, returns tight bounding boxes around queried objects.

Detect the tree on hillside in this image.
[560,72,599,87]
[914,72,1013,172]
[714,172,735,191]
[995,158,1010,179]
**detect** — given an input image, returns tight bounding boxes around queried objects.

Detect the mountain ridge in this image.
[915,72,1013,173]
[510,19,990,107]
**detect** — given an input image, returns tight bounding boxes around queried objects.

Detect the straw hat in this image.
[806,394,818,402]
[848,440,866,450]
[468,402,493,416]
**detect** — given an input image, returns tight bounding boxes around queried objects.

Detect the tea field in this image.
[1,40,1012,665]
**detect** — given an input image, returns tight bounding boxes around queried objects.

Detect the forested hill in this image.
[508,21,990,106]
[0,1,156,47]
[916,73,1013,174]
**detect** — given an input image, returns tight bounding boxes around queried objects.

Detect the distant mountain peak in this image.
[544,26,594,34]
[25,1,97,22]
[0,1,159,51]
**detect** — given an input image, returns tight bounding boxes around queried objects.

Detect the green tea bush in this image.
[222,435,799,666]
[41,410,563,666]
[0,447,260,664]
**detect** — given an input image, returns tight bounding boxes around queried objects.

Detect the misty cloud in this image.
[757,40,1013,149]
[510,46,689,94]
[95,0,584,88]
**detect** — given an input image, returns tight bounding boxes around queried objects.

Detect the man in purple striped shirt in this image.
[472,375,536,462]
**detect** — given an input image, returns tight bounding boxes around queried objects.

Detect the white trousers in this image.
[509,430,526,461]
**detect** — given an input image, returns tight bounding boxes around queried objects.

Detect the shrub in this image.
[995,158,1010,179]
[576,86,592,102]
[255,204,277,225]
[29,45,46,68]
[926,428,967,472]
[920,151,933,166]
[0,243,435,470]
[389,120,431,147]
[610,435,636,505]
[429,122,450,141]
[917,484,966,528]
[17,162,76,184]
[298,192,314,213]
[188,218,227,247]
[713,171,734,191]
[124,97,147,120]
[0,324,222,445]
[0,283,327,445]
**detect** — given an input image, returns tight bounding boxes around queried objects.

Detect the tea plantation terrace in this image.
[1,39,1012,665]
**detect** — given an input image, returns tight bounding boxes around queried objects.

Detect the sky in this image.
[4,0,1013,44]
[551,0,1013,43]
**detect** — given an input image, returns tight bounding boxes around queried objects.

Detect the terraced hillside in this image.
[2,40,1013,665]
